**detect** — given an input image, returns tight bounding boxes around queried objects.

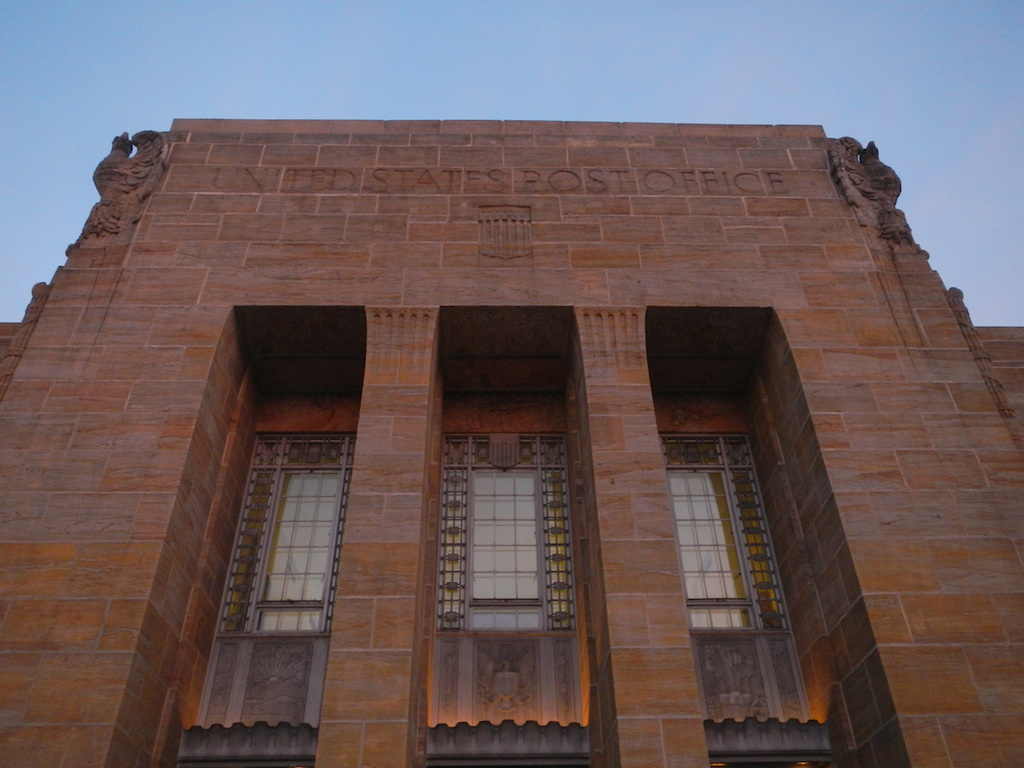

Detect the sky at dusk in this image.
[1,1,1021,325]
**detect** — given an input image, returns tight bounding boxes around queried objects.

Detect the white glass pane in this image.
[689,608,712,628]
[516,523,536,544]
[475,525,494,545]
[494,501,515,519]
[470,612,495,629]
[264,575,284,601]
[494,551,516,571]
[283,576,303,600]
[494,474,515,494]
[516,550,538,571]
[303,576,324,601]
[308,549,328,574]
[517,575,538,597]
[311,523,333,546]
[493,577,517,598]
[475,552,494,570]
[472,576,494,599]
[257,610,321,631]
[494,612,518,629]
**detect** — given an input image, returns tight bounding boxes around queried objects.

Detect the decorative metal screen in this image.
[221,434,355,633]
[439,435,575,632]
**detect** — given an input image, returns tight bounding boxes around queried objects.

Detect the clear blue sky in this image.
[2,1,1021,324]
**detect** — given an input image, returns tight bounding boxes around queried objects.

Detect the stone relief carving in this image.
[946,288,1023,454]
[696,634,810,722]
[946,287,1014,417]
[76,130,167,247]
[0,281,50,402]
[767,636,805,721]
[365,307,437,387]
[578,308,646,374]
[205,642,240,724]
[437,638,460,715]
[430,635,583,727]
[552,638,575,721]
[829,137,915,247]
[479,206,532,259]
[200,636,326,728]
[241,642,313,725]
[699,637,770,721]
[476,642,537,721]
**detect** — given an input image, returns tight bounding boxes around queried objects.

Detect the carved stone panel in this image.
[430,634,583,727]
[767,636,806,721]
[476,640,539,723]
[200,635,328,727]
[694,632,807,722]
[698,636,770,721]
[204,641,240,725]
[241,641,315,725]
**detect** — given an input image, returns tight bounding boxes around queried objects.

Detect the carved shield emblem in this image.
[479,206,532,260]
[487,434,520,469]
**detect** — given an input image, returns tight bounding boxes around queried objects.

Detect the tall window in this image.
[663,435,784,630]
[221,434,355,634]
[438,435,575,632]
[663,434,807,723]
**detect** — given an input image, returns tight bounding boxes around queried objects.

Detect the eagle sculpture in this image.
[77,130,166,246]
[828,137,915,247]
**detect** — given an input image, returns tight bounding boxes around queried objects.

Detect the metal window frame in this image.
[663,435,786,631]
[438,435,575,632]
[220,433,356,635]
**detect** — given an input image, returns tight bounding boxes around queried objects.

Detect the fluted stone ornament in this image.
[829,137,915,246]
[76,130,167,246]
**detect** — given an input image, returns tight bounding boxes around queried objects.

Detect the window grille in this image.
[663,435,785,630]
[221,434,355,633]
[439,435,575,632]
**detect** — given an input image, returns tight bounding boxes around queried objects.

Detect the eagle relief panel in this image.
[431,635,583,727]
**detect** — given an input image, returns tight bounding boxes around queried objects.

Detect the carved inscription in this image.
[278,167,789,195]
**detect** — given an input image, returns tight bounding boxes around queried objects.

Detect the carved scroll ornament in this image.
[829,137,915,247]
[76,130,167,246]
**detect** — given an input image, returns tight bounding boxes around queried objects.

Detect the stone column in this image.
[574,307,708,768]
[318,307,439,768]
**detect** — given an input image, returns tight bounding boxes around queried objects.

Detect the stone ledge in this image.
[703,717,831,765]
[178,722,318,767]
[427,721,589,766]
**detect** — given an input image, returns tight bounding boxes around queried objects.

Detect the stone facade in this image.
[0,119,1022,768]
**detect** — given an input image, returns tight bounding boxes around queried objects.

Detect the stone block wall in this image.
[0,120,1021,768]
